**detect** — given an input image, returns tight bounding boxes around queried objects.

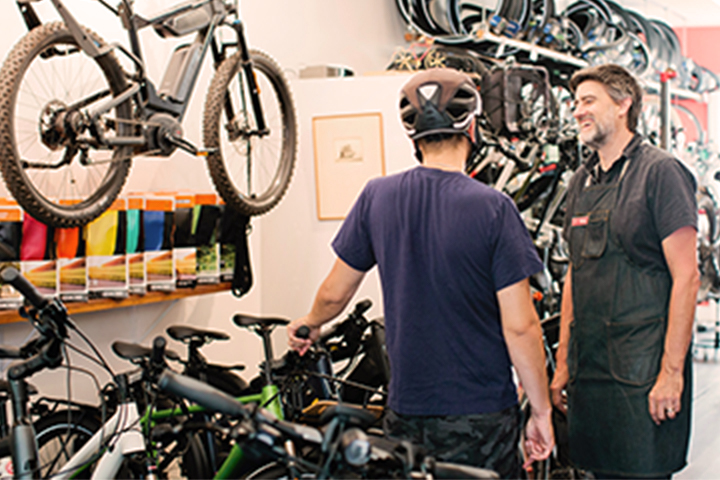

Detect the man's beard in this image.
[579,118,610,150]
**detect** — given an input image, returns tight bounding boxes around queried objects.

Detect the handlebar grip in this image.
[0,267,47,310]
[352,299,372,317]
[7,352,48,381]
[296,325,310,339]
[151,336,166,367]
[158,370,247,418]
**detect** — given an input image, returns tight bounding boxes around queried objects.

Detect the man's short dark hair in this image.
[569,64,643,132]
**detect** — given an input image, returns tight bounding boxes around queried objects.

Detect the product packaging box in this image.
[126,196,146,295]
[144,196,175,291]
[194,194,222,285]
[56,224,88,303]
[86,198,128,299]
[173,193,197,288]
[0,200,24,308]
[20,213,57,299]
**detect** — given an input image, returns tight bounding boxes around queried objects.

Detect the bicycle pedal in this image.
[164,133,216,157]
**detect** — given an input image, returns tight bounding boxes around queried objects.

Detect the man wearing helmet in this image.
[288,68,554,477]
[550,64,698,478]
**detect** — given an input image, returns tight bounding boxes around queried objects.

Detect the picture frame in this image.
[312,112,386,220]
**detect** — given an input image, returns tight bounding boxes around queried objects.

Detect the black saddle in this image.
[112,341,180,362]
[232,314,289,329]
[0,346,22,359]
[166,325,230,343]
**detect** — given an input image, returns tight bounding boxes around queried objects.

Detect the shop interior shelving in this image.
[447,29,703,101]
[0,282,232,326]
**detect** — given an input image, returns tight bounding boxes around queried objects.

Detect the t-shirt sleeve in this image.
[492,196,544,291]
[648,158,697,241]
[331,186,376,272]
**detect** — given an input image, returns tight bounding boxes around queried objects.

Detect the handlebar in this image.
[318,299,372,345]
[296,325,310,339]
[7,340,62,381]
[1,266,47,310]
[158,370,247,419]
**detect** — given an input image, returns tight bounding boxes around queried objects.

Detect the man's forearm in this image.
[506,322,552,414]
[306,284,354,328]
[662,274,698,372]
[555,268,574,366]
[304,258,366,329]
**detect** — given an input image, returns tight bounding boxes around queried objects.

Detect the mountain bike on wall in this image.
[0,0,297,227]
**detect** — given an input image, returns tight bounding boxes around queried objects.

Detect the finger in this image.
[655,404,667,424]
[666,402,680,420]
[648,397,660,425]
[522,444,536,469]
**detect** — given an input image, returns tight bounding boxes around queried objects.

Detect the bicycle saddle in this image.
[319,403,378,429]
[232,314,289,329]
[0,345,21,359]
[166,325,230,343]
[112,341,180,362]
[0,379,37,395]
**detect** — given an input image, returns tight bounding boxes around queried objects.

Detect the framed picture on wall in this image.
[312,112,386,220]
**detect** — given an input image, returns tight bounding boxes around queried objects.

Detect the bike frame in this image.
[18,0,268,152]
[53,401,145,480]
[146,384,283,479]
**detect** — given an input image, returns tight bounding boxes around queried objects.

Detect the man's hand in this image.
[523,408,555,469]
[549,361,569,413]
[648,367,683,425]
[287,317,320,356]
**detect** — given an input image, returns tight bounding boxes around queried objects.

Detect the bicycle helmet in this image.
[399,68,482,162]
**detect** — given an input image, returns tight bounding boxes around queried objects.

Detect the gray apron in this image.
[566,159,692,477]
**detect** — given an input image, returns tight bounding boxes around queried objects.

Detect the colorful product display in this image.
[0,194,233,308]
[144,196,176,292]
[86,199,128,299]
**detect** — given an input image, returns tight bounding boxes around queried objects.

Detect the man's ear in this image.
[617,96,632,118]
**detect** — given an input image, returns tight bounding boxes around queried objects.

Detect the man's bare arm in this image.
[288,258,366,354]
[649,226,699,424]
[498,278,554,464]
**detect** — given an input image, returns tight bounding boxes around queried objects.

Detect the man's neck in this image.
[422,148,467,172]
[597,129,635,172]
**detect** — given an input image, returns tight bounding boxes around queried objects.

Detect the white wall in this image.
[0,0,409,401]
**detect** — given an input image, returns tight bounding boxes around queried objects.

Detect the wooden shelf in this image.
[0,282,232,326]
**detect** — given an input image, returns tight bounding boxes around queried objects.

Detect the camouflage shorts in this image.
[383,405,522,479]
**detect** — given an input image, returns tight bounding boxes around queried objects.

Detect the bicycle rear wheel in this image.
[0,22,132,227]
[203,49,297,217]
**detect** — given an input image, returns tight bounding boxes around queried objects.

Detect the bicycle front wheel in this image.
[34,408,101,478]
[0,22,133,227]
[203,49,297,217]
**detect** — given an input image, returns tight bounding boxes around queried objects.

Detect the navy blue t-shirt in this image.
[332,167,543,415]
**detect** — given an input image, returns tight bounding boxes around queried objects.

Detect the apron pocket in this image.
[581,210,609,259]
[607,317,664,386]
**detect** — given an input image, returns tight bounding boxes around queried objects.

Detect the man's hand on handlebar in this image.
[287,317,320,356]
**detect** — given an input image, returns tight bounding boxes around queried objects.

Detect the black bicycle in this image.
[0,0,297,227]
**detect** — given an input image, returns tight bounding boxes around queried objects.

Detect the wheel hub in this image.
[147,113,183,156]
[39,100,84,151]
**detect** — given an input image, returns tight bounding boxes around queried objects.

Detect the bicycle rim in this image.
[34,409,100,478]
[0,22,131,227]
[204,49,297,217]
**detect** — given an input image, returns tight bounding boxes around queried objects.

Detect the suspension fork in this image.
[9,379,36,480]
[230,20,268,135]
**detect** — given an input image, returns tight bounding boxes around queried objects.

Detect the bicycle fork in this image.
[230,20,268,136]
